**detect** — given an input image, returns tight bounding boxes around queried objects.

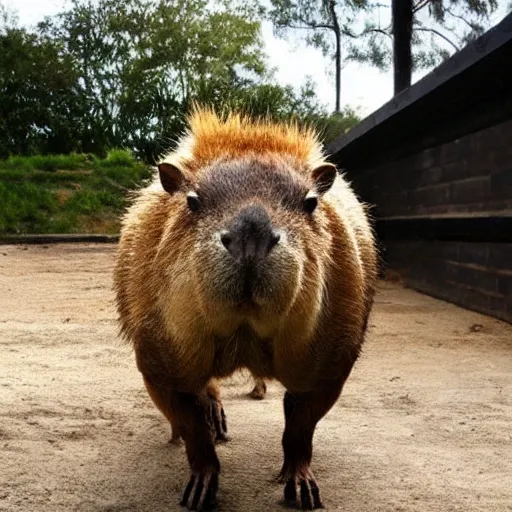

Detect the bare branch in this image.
[415,27,460,51]
[445,8,481,31]
[413,0,432,14]
[306,23,335,30]
[367,27,392,38]
[294,12,335,31]
[278,23,335,31]
[344,27,392,38]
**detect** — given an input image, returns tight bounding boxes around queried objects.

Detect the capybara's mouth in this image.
[233,298,260,313]
[235,260,263,304]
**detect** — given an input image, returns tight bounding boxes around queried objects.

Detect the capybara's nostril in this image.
[269,231,280,250]
[220,232,233,252]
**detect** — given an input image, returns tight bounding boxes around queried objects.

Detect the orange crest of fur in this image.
[161,105,327,173]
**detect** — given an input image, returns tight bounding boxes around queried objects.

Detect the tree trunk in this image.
[328,0,341,112]
[392,0,413,95]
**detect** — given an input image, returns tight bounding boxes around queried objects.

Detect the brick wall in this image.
[384,240,512,323]
[328,15,512,324]
[350,118,512,219]
[348,119,512,323]
[349,118,512,323]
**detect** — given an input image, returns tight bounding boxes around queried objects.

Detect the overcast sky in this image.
[4,0,510,118]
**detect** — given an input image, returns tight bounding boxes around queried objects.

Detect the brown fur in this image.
[163,105,326,175]
[113,106,378,510]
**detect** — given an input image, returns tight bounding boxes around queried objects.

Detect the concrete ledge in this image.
[0,234,120,245]
[376,215,512,243]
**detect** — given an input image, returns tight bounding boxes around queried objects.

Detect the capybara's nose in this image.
[221,205,280,262]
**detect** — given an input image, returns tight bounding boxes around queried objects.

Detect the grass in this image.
[0,150,153,235]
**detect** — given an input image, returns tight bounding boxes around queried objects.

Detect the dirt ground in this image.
[1,243,511,512]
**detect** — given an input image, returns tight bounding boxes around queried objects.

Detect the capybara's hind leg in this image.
[143,377,220,511]
[248,377,267,400]
[169,424,182,444]
[279,380,345,510]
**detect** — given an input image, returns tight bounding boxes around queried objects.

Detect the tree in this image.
[267,0,374,113]
[267,0,499,104]
[392,0,413,94]
[0,8,87,157]
[35,0,270,158]
[351,0,499,94]
[2,0,346,160]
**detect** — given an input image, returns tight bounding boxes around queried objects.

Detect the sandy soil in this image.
[1,243,511,512]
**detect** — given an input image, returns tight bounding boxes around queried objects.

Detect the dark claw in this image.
[208,397,228,442]
[180,471,218,511]
[220,407,227,433]
[310,480,321,508]
[284,478,323,510]
[284,479,297,502]
[300,480,313,510]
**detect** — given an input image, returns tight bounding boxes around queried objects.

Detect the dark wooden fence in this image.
[327,13,512,324]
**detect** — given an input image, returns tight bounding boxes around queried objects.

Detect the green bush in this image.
[1,153,93,172]
[102,149,137,167]
[0,181,59,233]
[0,151,151,235]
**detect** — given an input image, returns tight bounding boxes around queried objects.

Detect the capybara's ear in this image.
[311,163,337,195]
[157,162,190,194]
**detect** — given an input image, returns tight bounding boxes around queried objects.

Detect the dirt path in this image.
[1,243,511,512]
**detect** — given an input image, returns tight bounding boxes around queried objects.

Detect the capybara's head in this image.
[157,108,337,329]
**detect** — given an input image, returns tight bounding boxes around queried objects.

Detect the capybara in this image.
[113,106,378,510]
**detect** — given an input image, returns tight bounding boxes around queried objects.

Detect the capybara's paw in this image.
[180,470,218,511]
[247,378,267,400]
[169,432,182,445]
[169,425,183,445]
[283,473,323,510]
[208,397,229,443]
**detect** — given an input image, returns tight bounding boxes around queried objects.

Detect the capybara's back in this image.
[113,106,378,511]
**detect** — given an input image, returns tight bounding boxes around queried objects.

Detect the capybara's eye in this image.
[187,192,200,212]
[303,193,318,214]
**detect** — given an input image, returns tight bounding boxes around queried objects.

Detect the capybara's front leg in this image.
[144,377,183,444]
[144,378,222,511]
[278,381,344,510]
[205,379,229,442]
[145,377,228,445]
